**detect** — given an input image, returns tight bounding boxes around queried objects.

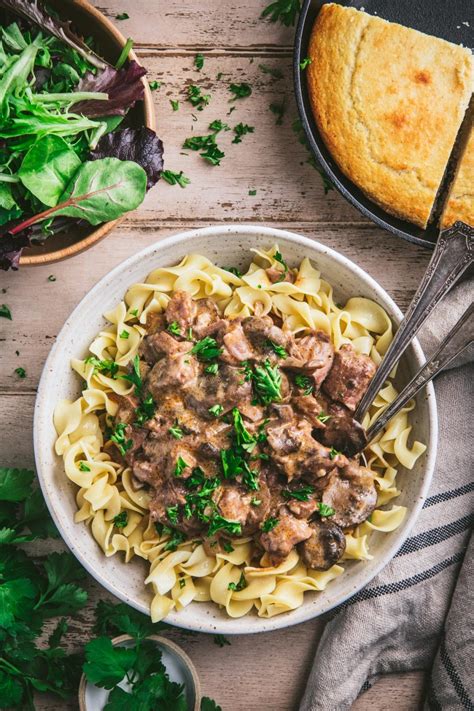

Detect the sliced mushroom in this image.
[321,462,377,529]
[298,520,346,570]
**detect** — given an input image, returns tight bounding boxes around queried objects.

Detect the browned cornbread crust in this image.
[440,122,474,228]
[307,4,474,228]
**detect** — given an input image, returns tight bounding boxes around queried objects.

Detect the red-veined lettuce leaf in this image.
[74,62,147,118]
[90,127,163,189]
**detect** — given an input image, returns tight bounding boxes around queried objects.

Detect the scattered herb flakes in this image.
[85,356,119,379]
[252,359,282,405]
[162,169,191,188]
[191,336,223,361]
[214,634,231,647]
[249,189,257,196]
[110,422,132,456]
[120,354,143,395]
[169,423,184,439]
[148,80,161,91]
[319,502,335,517]
[267,339,287,358]
[232,122,255,144]
[170,99,180,111]
[129,308,139,317]
[222,540,235,553]
[194,53,205,70]
[223,265,243,277]
[299,57,312,70]
[183,134,224,166]
[209,404,224,417]
[261,516,279,532]
[228,82,252,100]
[259,63,283,79]
[187,84,211,111]
[14,366,26,378]
[205,362,219,375]
[269,100,286,125]
[115,12,129,20]
[261,0,301,26]
[209,119,230,133]
[166,505,179,525]
[179,577,186,588]
[283,485,314,502]
[0,303,12,319]
[294,373,314,395]
[48,275,56,282]
[174,456,189,477]
[207,514,242,537]
[329,447,341,461]
[119,329,129,339]
[228,573,247,592]
[317,412,331,423]
[113,511,128,528]
[134,394,155,427]
[79,461,91,472]
[273,250,289,279]
[251,497,261,506]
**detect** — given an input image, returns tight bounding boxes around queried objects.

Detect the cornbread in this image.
[307,4,474,227]
[440,122,474,228]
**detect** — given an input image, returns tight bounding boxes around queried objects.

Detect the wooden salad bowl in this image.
[20,0,155,266]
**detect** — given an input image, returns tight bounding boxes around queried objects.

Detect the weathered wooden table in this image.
[0,2,430,708]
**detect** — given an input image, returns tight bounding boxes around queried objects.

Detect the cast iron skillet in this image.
[294,0,473,250]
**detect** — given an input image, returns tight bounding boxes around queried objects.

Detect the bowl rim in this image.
[78,634,201,711]
[33,224,438,634]
[19,0,155,267]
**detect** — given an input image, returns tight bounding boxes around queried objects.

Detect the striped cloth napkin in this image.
[300,279,473,711]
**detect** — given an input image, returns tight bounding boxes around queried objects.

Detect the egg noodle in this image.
[54,247,426,620]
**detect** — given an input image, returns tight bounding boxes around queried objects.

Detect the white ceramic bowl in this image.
[34,225,438,634]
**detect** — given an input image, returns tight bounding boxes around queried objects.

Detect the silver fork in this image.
[354,221,474,425]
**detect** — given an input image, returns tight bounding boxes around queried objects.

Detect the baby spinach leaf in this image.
[18,135,81,207]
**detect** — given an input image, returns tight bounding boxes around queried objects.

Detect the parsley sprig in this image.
[283,484,314,502]
[261,0,301,26]
[252,359,282,405]
[191,336,223,361]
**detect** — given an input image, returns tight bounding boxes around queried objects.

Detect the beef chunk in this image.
[298,520,346,570]
[221,321,255,364]
[241,316,290,357]
[260,512,312,566]
[165,290,197,332]
[184,362,252,417]
[192,298,220,338]
[283,331,334,389]
[146,351,199,397]
[323,344,376,411]
[321,462,377,529]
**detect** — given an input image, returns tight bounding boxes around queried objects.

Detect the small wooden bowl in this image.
[19,0,155,267]
[78,634,201,711]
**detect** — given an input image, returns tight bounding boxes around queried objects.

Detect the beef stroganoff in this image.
[54,247,426,620]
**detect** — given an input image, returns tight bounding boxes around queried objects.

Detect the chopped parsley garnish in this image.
[294,373,314,395]
[148,80,161,91]
[209,119,230,132]
[184,467,206,490]
[183,133,224,166]
[273,250,289,280]
[169,422,184,439]
[269,100,286,125]
[209,404,224,417]
[113,511,128,528]
[228,573,247,592]
[232,408,256,451]
[251,497,261,506]
[232,122,254,144]
[259,63,283,79]
[319,502,335,517]
[283,485,314,502]
[14,367,26,378]
[191,336,223,361]
[299,57,312,70]
[240,361,253,382]
[48,275,56,282]
[162,170,191,188]
[267,339,287,358]
[170,99,180,111]
[242,467,260,491]
[223,265,243,277]
[174,457,189,477]
[329,447,341,461]
[119,329,129,339]
[79,461,91,472]
[135,395,155,427]
[115,12,129,20]
[167,321,182,336]
[252,359,282,405]
[261,517,279,532]
[110,423,133,456]
[205,362,219,375]
[317,412,331,423]
[222,540,235,553]
[0,304,11,320]
[120,355,142,395]
[129,308,139,317]
[166,505,179,525]
[194,53,204,70]
[261,0,301,26]
[85,356,119,379]
[249,189,257,196]
[207,514,242,537]
[228,82,252,100]
[161,527,186,551]
[187,84,210,110]
[214,634,231,647]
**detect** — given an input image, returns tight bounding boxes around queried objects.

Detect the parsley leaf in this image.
[0,468,34,501]
[261,516,279,532]
[113,511,128,528]
[317,412,331,423]
[115,12,129,20]
[167,320,182,335]
[213,634,231,648]
[228,572,247,591]
[319,502,335,517]
[134,395,156,427]
[261,0,301,26]
[174,456,189,477]
[119,329,129,339]
[209,404,224,417]
[252,359,282,405]
[329,447,341,461]
[232,122,254,143]
[110,423,133,456]
[229,82,252,100]
[0,304,12,320]
[191,336,223,361]
[183,133,225,166]
[84,637,136,689]
[267,339,287,358]
[294,373,314,395]
[85,356,119,379]
[148,80,161,91]
[14,367,26,378]
[120,355,143,395]
[194,53,204,70]
[169,422,184,439]
[187,84,210,110]
[209,119,230,133]
[283,485,314,502]
[207,514,242,537]
[166,505,179,525]
[299,57,312,69]
[205,362,219,375]
[170,99,180,111]
[162,170,191,188]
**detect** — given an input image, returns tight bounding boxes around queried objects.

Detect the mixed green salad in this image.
[0,0,163,270]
